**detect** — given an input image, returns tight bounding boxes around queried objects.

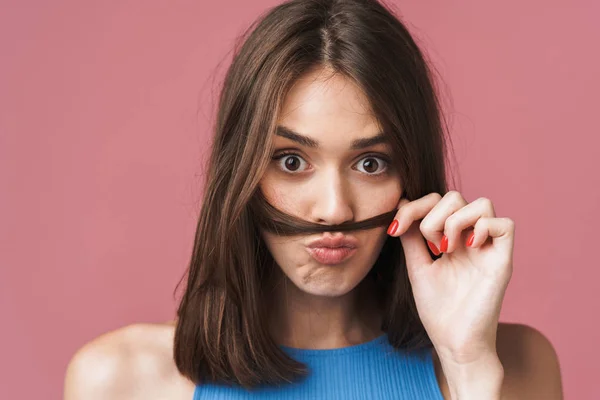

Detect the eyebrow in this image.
[275,126,388,150]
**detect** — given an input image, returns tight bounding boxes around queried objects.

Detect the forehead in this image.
[276,68,382,142]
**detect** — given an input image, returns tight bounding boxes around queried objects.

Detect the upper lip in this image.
[307,233,358,249]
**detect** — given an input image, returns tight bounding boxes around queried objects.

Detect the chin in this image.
[288,264,367,297]
[296,281,356,297]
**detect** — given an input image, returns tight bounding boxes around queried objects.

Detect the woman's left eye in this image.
[355,156,389,175]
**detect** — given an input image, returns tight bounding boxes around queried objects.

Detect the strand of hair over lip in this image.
[249,190,399,236]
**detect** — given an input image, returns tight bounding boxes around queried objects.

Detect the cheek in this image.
[355,179,402,216]
[260,229,280,253]
[354,180,401,255]
[261,230,300,263]
[259,175,298,213]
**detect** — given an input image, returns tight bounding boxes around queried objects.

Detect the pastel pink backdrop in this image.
[1,0,597,398]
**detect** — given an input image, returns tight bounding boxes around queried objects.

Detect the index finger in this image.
[389,192,443,237]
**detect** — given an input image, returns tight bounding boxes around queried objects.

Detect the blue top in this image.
[193,333,444,399]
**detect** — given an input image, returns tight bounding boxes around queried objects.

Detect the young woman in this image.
[64,0,563,398]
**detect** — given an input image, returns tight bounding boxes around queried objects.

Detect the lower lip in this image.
[306,246,357,265]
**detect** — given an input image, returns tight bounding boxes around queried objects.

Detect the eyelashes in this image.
[271,151,391,177]
[272,151,310,174]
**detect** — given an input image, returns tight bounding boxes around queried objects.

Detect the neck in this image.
[266,269,383,349]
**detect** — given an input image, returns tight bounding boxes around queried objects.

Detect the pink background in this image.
[1,0,598,398]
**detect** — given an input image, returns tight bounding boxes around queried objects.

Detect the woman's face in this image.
[259,67,402,297]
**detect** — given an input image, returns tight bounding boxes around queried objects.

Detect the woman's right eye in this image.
[272,152,309,173]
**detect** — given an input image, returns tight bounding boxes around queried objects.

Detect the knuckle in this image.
[474,217,486,228]
[419,219,433,234]
[427,192,443,203]
[476,197,494,210]
[447,191,465,206]
[444,215,457,233]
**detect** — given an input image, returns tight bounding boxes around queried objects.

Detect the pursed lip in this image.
[306,233,359,249]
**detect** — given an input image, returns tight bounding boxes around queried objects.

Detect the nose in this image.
[309,169,354,226]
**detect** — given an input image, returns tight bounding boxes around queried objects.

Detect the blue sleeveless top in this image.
[193,333,444,399]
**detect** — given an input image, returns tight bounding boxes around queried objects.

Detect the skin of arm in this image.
[495,324,563,400]
[63,324,191,400]
[64,331,128,400]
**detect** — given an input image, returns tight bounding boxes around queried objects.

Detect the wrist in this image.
[438,351,504,400]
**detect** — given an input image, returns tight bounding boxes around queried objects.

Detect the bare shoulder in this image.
[496,322,563,399]
[433,322,563,399]
[64,321,195,400]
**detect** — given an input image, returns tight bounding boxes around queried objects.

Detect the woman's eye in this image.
[272,152,389,176]
[273,153,309,173]
[355,156,388,175]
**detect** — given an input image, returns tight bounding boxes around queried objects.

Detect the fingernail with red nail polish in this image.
[440,235,448,253]
[427,240,440,256]
[466,232,475,247]
[387,219,399,235]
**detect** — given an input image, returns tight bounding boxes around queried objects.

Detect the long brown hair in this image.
[174,0,453,388]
